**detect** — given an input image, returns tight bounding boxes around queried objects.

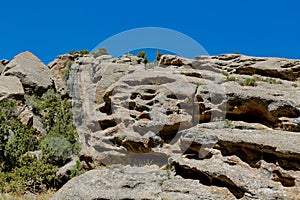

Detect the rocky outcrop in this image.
[51,165,236,200]
[48,53,300,199]
[195,54,300,81]
[3,51,52,95]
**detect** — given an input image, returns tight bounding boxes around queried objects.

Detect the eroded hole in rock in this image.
[167,94,177,99]
[99,104,112,115]
[263,153,278,164]
[128,101,136,110]
[99,93,113,115]
[139,113,151,120]
[226,111,274,127]
[173,163,247,199]
[98,119,117,130]
[166,110,173,115]
[144,89,156,94]
[183,148,213,160]
[182,72,202,78]
[130,93,139,100]
[159,123,180,143]
[217,142,265,167]
[140,94,156,100]
[135,105,150,112]
[272,169,295,187]
[146,101,154,106]
[216,141,300,171]
[196,95,204,102]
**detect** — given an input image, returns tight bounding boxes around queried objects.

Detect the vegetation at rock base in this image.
[69,160,86,179]
[0,89,79,195]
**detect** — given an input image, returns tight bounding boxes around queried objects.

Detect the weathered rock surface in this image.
[51,165,235,200]
[49,53,300,199]
[19,108,34,126]
[0,76,24,101]
[196,54,300,81]
[3,51,52,95]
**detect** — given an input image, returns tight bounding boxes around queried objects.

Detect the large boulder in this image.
[3,51,52,95]
[0,76,24,101]
[51,165,235,200]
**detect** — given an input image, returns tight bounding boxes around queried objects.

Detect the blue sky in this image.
[1,0,299,64]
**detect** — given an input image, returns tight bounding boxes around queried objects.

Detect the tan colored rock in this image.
[49,54,74,95]
[51,165,235,200]
[19,109,34,126]
[0,76,24,101]
[3,51,52,95]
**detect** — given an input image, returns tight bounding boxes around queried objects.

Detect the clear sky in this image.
[1,0,299,64]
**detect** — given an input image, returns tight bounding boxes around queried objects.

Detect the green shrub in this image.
[224,119,234,128]
[221,71,229,76]
[240,78,257,87]
[69,50,90,56]
[26,89,80,158]
[69,160,86,178]
[155,50,163,63]
[4,120,38,168]
[0,157,57,194]
[291,83,298,88]
[136,50,149,64]
[225,76,236,82]
[39,135,73,166]
[69,50,78,55]
[79,50,89,55]
[0,100,58,194]
[258,77,283,84]
[91,48,109,57]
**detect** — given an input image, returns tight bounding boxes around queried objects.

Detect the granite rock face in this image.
[48,53,300,199]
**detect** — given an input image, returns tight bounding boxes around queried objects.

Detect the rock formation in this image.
[1,50,300,199]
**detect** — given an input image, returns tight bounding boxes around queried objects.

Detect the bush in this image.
[26,89,80,157]
[69,50,90,56]
[0,89,81,194]
[136,50,149,64]
[258,77,283,84]
[69,160,86,178]
[225,76,236,82]
[241,78,257,87]
[0,100,58,194]
[91,48,108,57]
[69,50,78,55]
[79,50,89,55]
[39,135,73,166]
[0,157,58,194]
[155,50,162,63]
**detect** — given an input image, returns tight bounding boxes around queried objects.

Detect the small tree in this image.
[155,50,163,63]
[137,50,149,64]
[91,48,109,57]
